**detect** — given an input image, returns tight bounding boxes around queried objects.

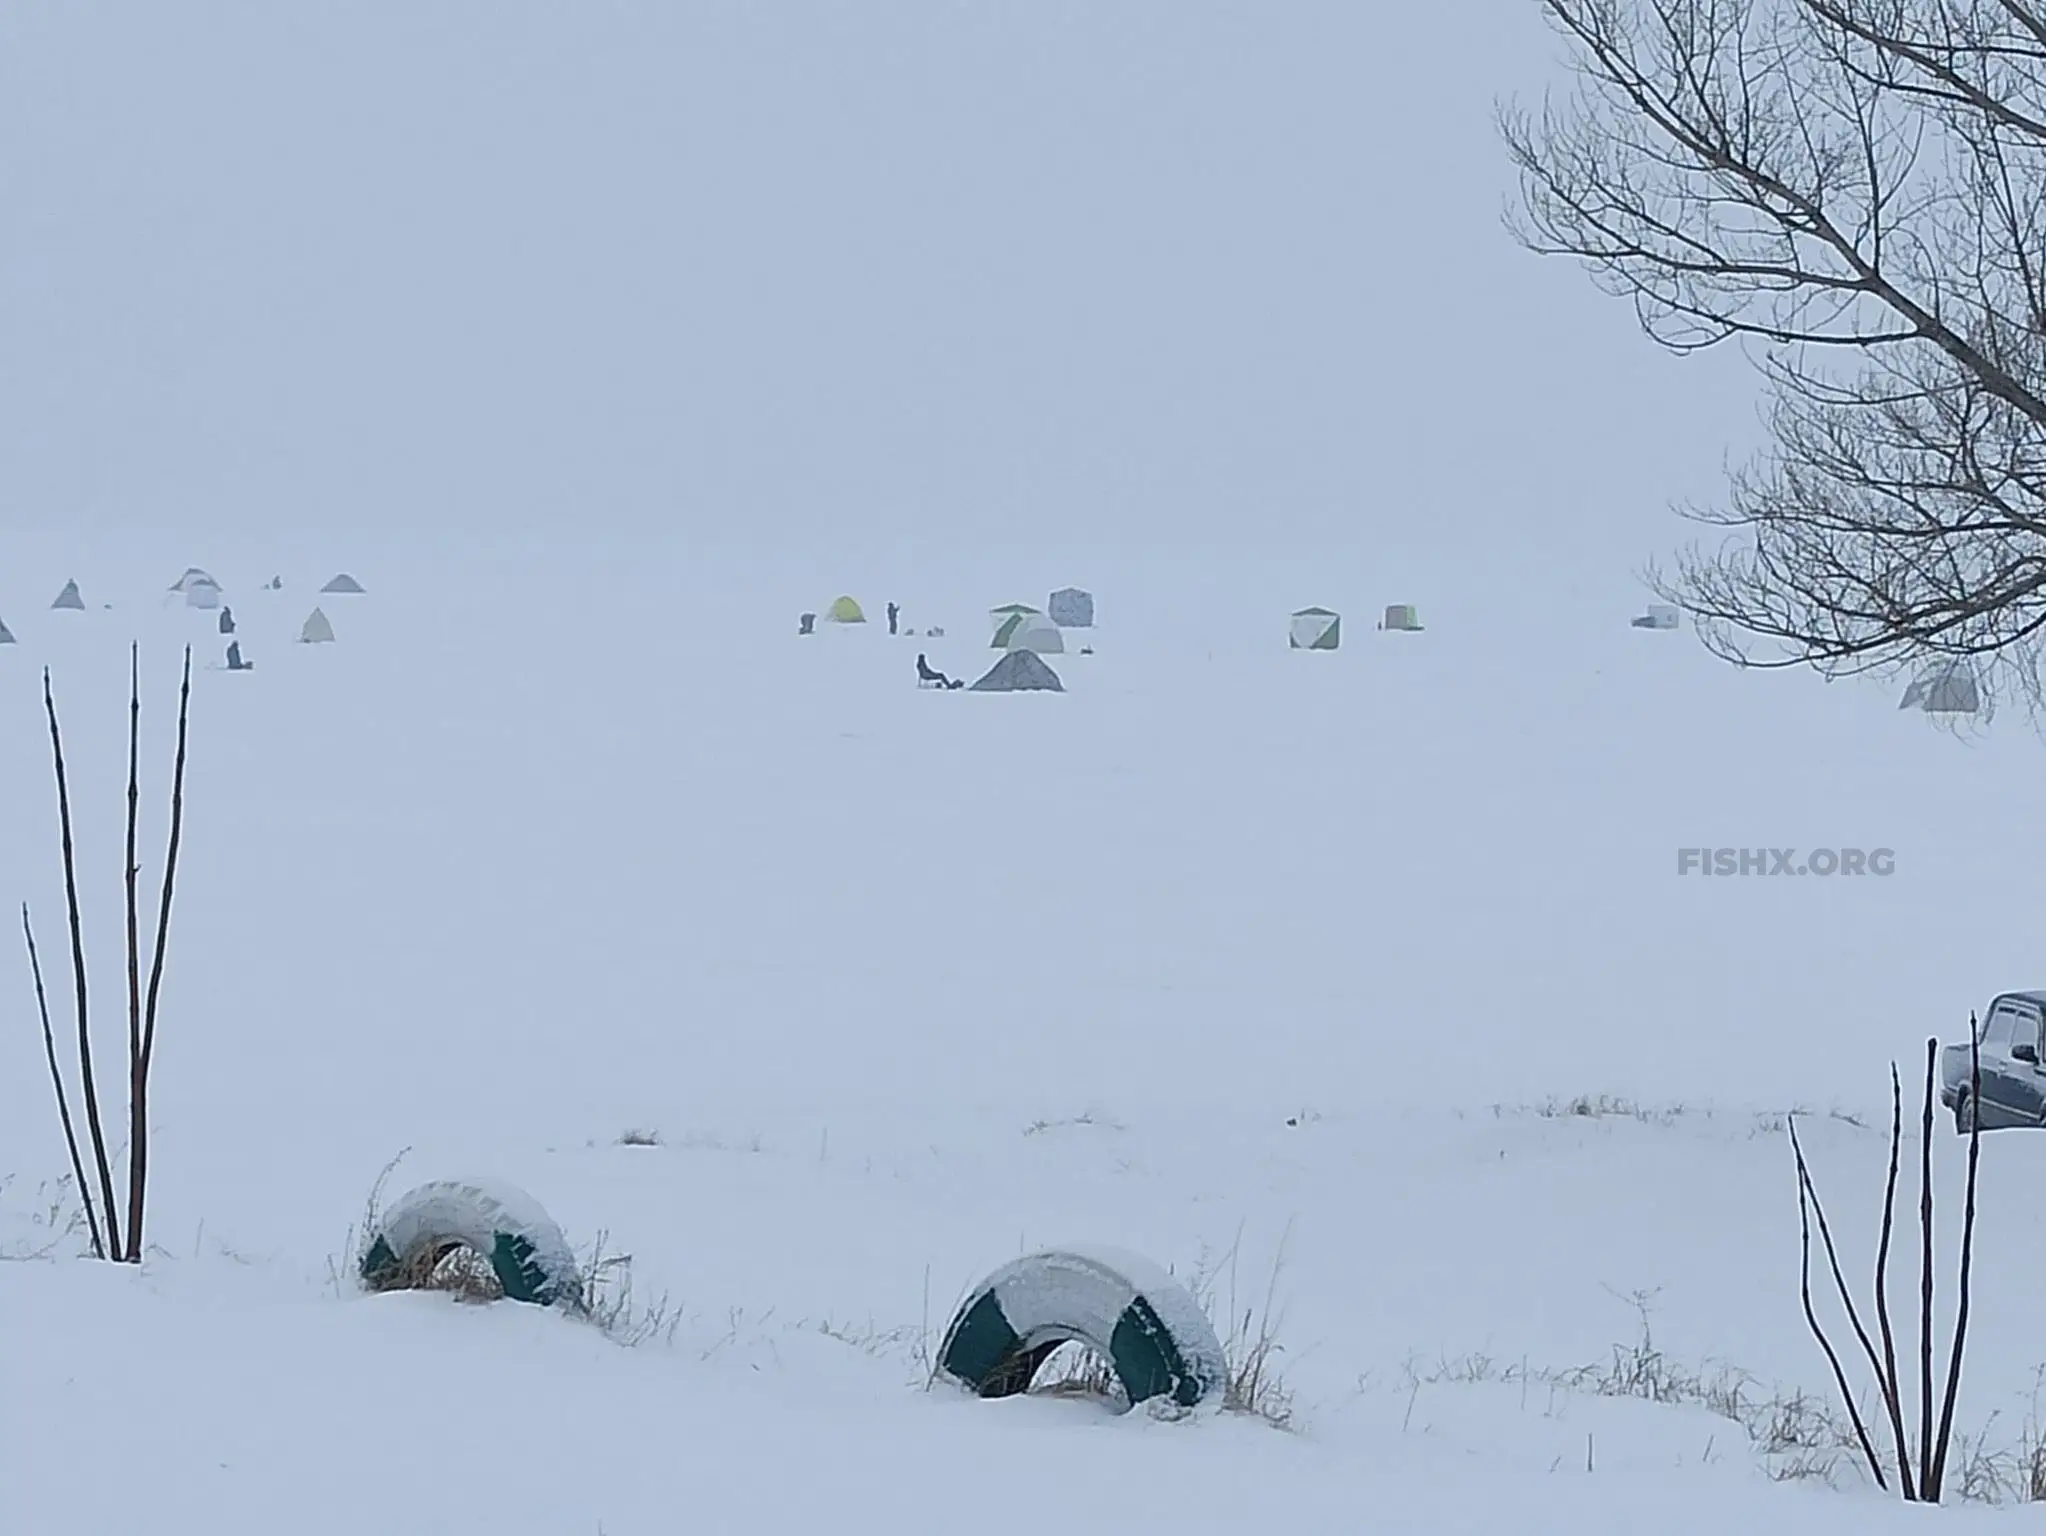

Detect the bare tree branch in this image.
[23,903,104,1260]
[44,667,122,1259]
[1506,0,2046,712]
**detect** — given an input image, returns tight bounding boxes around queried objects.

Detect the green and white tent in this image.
[1289,607,1340,650]
[987,602,1041,636]
[992,610,1064,653]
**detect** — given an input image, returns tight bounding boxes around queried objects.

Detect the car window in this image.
[1983,1004,2020,1052]
[2011,1003,2044,1058]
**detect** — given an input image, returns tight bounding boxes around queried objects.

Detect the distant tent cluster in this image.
[1287,603,1422,649]
[0,568,368,664]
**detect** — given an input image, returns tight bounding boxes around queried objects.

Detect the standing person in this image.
[887,601,900,635]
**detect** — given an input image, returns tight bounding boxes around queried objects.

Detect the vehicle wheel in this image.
[936,1246,1227,1412]
[358,1178,583,1310]
[1955,1094,1977,1135]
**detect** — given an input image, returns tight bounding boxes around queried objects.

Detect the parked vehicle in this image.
[1939,990,2046,1132]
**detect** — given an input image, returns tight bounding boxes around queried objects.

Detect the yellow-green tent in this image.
[826,595,866,623]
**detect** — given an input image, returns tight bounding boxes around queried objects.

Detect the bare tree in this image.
[22,647,193,1263]
[1502,0,2046,707]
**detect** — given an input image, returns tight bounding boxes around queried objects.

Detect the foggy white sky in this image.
[1,3,1763,603]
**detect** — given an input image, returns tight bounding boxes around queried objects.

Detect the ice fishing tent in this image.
[1382,604,1422,632]
[299,607,336,644]
[1048,588,1094,627]
[992,610,1065,653]
[1899,663,1981,714]
[1289,607,1340,650]
[168,567,219,594]
[987,602,1043,635]
[1630,604,1679,631]
[970,649,1064,692]
[51,580,84,611]
[825,595,866,623]
[183,577,223,610]
[0,618,15,644]
[321,573,367,595]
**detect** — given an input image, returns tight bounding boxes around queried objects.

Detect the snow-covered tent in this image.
[1289,607,1340,650]
[321,573,367,595]
[1048,588,1094,627]
[825,595,866,623]
[992,611,1065,653]
[1899,664,1980,714]
[1382,603,1422,632]
[970,649,1065,692]
[299,607,336,644]
[51,580,85,611]
[0,617,15,644]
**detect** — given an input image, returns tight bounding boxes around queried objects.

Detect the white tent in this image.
[299,607,336,644]
[1630,604,1678,630]
[321,573,367,595]
[184,578,223,611]
[168,567,219,593]
[994,611,1065,653]
[1289,607,1340,649]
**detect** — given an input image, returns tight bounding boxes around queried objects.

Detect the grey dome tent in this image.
[1899,663,1981,714]
[1048,587,1094,627]
[299,607,336,644]
[321,573,366,595]
[51,580,84,611]
[970,649,1064,692]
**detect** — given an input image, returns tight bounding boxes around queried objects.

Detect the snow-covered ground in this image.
[1,544,2041,1532]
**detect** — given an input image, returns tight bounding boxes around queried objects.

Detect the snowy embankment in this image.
[1,549,2040,1531]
